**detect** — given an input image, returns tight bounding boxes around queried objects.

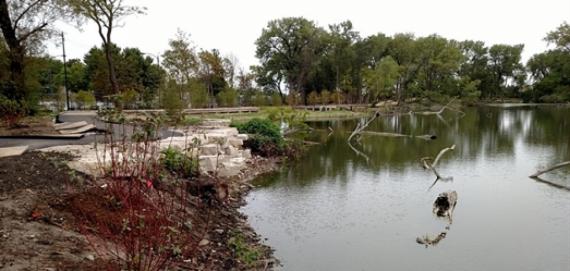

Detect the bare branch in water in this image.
[348,141,370,163]
[530,161,570,178]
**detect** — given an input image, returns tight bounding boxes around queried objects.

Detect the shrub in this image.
[330,91,344,104]
[121,89,139,109]
[287,91,301,106]
[307,91,320,105]
[320,90,331,104]
[73,120,199,271]
[234,118,282,142]
[190,81,209,108]
[75,90,96,110]
[252,93,267,106]
[161,147,199,178]
[162,81,184,121]
[0,95,28,128]
[270,92,282,106]
[216,87,238,107]
[234,118,286,157]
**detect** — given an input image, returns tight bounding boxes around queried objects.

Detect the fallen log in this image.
[360,131,436,141]
[413,97,463,116]
[530,161,570,178]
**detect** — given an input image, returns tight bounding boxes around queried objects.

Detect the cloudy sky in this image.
[48,0,569,70]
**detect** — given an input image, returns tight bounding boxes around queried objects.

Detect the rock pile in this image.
[154,119,253,177]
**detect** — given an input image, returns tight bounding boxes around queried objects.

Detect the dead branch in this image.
[360,131,436,141]
[531,176,570,191]
[348,111,381,142]
[530,161,570,178]
[348,141,370,163]
[414,97,462,116]
[431,145,456,168]
[421,144,456,186]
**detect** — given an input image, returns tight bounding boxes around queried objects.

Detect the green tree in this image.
[488,44,525,98]
[197,49,227,106]
[414,35,462,98]
[216,87,238,107]
[526,22,570,102]
[545,21,570,52]
[0,0,71,103]
[162,30,197,104]
[255,17,326,104]
[363,56,400,103]
[69,0,145,97]
[189,80,208,108]
[83,45,163,105]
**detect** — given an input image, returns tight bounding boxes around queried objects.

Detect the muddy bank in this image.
[0,151,282,270]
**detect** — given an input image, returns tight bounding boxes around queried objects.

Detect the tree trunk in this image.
[103,42,119,95]
[0,0,25,100]
[8,46,25,100]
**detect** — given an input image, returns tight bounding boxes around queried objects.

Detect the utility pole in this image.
[61,32,70,110]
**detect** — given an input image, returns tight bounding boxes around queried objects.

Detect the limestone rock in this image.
[228,137,243,147]
[199,155,219,172]
[200,144,219,156]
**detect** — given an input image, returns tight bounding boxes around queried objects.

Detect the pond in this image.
[242,105,570,271]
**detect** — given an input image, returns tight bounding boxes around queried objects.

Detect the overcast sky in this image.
[47,0,570,70]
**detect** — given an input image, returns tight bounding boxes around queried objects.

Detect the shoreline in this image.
[0,135,288,271]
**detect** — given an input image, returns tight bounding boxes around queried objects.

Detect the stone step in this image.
[54,121,88,130]
[59,124,97,135]
[0,146,29,158]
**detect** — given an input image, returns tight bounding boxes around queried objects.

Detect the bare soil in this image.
[0,152,280,270]
[0,116,59,136]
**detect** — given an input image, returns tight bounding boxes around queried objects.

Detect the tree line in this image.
[1,0,569,113]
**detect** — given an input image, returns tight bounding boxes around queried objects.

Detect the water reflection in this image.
[244,106,570,271]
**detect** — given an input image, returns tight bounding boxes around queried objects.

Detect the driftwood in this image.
[348,140,370,162]
[421,145,456,181]
[413,97,463,116]
[416,232,447,247]
[529,161,570,178]
[360,131,436,141]
[433,191,458,223]
[348,111,381,142]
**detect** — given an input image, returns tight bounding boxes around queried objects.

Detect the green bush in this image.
[234,118,286,157]
[234,118,282,141]
[75,90,96,110]
[190,81,209,108]
[161,147,199,178]
[0,95,28,127]
[216,87,238,107]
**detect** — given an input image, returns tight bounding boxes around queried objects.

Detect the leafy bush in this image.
[330,91,344,104]
[162,81,184,121]
[234,118,282,141]
[161,147,199,178]
[0,95,28,127]
[308,91,320,105]
[75,90,96,110]
[270,92,282,106]
[234,118,286,157]
[216,87,238,107]
[190,81,209,108]
[121,88,139,109]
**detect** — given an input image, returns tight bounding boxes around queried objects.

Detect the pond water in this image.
[242,105,570,271]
